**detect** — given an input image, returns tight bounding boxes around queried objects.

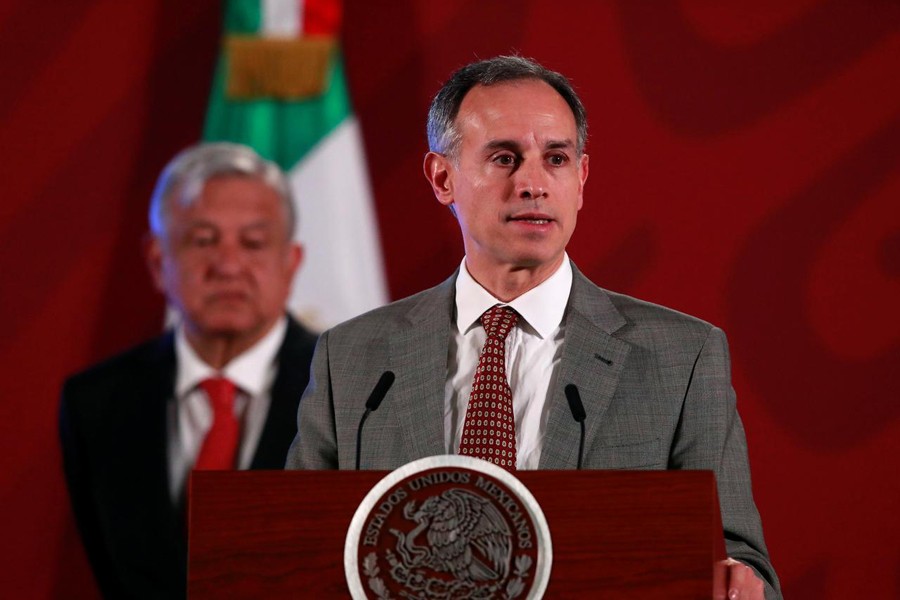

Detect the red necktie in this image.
[194,377,240,470]
[459,305,519,471]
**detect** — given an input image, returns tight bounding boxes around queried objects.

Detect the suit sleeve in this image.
[285,330,339,469]
[670,326,782,600]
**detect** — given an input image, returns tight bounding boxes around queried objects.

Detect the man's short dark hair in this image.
[426,55,588,159]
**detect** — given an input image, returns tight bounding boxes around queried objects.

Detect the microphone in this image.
[564,384,586,470]
[355,371,395,470]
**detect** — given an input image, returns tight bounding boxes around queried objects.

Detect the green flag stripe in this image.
[223,0,262,35]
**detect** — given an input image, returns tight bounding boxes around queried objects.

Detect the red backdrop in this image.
[1,2,897,598]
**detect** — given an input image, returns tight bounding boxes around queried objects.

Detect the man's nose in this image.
[210,242,244,275]
[514,160,549,200]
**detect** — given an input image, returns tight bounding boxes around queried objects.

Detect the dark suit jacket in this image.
[60,316,316,599]
[286,264,781,599]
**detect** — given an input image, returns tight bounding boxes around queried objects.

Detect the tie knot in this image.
[481,305,518,341]
[199,377,237,413]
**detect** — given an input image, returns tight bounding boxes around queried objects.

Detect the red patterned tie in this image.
[194,377,240,470]
[459,305,519,471]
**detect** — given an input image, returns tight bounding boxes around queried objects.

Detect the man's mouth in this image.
[209,290,250,301]
[508,213,553,225]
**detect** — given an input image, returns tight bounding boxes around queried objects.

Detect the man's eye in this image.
[190,236,215,247]
[548,154,568,166]
[493,154,517,166]
[243,238,267,250]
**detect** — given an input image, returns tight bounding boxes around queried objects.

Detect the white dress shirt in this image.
[445,256,572,469]
[167,317,287,502]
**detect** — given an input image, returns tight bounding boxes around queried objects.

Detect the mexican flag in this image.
[203,0,387,331]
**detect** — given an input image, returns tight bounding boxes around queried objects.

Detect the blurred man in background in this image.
[60,142,317,599]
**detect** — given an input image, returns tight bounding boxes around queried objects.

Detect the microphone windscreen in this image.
[565,384,586,423]
[365,371,395,411]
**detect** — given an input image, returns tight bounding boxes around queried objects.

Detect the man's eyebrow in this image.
[184,220,275,232]
[239,221,276,233]
[483,139,522,153]
[481,139,576,152]
[185,220,216,231]
[545,139,575,150]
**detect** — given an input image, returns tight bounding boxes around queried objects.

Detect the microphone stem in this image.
[577,420,585,470]
[355,409,371,470]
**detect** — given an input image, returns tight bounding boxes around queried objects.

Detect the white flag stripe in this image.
[262,0,301,37]
[288,116,388,331]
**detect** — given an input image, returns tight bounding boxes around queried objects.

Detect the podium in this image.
[188,469,726,598]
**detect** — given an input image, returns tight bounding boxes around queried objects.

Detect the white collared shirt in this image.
[167,317,287,502]
[445,256,572,469]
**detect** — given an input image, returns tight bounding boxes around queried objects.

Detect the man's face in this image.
[425,79,589,282]
[147,175,301,345]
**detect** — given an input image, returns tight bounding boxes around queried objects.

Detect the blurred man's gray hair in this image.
[148,142,296,239]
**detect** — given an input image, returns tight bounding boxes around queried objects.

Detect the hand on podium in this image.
[717,558,765,599]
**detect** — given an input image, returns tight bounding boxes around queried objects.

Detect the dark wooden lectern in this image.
[189,470,726,598]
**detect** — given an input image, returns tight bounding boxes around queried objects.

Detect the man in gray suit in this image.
[286,56,780,599]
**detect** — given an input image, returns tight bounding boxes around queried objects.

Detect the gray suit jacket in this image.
[286,264,780,597]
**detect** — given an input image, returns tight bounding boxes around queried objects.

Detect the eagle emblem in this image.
[388,489,512,596]
[345,456,550,600]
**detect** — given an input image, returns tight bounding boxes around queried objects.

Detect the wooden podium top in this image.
[189,469,725,599]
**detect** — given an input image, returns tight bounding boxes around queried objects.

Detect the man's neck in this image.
[184,326,271,370]
[465,255,565,302]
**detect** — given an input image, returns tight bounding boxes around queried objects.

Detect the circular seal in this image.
[345,455,552,599]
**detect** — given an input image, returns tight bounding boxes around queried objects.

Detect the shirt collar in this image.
[455,255,572,339]
[174,316,288,397]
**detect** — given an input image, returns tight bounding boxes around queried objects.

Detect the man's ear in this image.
[576,153,589,211]
[423,152,455,209]
[143,234,167,294]
[286,242,303,281]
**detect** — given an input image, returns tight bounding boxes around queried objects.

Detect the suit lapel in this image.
[388,276,456,460]
[539,266,632,469]
[251,318,317,469]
